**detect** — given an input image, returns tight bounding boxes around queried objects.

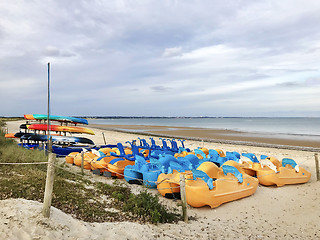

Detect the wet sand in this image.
[90,124,320,151]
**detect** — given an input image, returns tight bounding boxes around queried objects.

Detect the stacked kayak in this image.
[26,124,95,135]
[52,144,119,157]
[24,114,88,125]
[20,133,94,145]
[4,133,16,138]
[6,114,97,155]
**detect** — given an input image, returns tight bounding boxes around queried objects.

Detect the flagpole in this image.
[47,62,51,152]
[43,62,56,218]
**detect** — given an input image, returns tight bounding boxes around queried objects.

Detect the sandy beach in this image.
[1,120,320,239]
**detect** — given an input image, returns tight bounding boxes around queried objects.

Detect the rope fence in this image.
[0,162,48,165]
[54,163,92,178]
[1,153,317,186]
[1,155,316,193]
[1,151,316,188]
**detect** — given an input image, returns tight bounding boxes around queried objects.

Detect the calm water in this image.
[89,117,320,137]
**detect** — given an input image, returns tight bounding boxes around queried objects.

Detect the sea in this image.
[89,117,320,142]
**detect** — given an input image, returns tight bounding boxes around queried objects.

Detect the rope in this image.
[53,164,91,178]
[297,158,313,165]
[0,162,48,165]
[157,185,181,190]
[156,177,171,185]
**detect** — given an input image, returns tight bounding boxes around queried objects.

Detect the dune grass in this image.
[0,120,180,223]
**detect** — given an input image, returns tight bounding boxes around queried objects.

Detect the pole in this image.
[179,174,188,223]
[102,132,106,145]
[315,153,320,181]
[42,153,56,218]
[47,62,52,153]
[81,151,84,175]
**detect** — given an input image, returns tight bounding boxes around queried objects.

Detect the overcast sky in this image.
[0,0,320,117]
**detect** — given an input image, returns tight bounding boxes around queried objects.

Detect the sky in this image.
[0,0,320,117]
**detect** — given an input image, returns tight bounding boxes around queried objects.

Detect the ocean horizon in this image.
[89,117,320,138]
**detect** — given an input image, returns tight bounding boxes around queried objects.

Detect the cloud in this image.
[276,77,320,88]
[43,46,76,58]
[44,46,60,56]
[0,0,320,117]
[276,81,301,87]
[162,47,183,57]
[150,85,172,92]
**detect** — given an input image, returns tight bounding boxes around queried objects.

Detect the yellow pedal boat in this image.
[73,151,97,170]
[157,161,258,208]
[157,169,192,198]
[65,152,78,164]
[240,157,311,186]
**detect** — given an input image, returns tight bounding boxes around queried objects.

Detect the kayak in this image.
[52,144,117,157]
[20,134,95,145]
[4,133,17,138]
[27,124,95,135]
[24,114,88,125]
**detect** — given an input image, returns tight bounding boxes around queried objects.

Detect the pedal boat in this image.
[65,152,79,164]
[240,157,311,186]
[90,155,118,172]
[185,161,259,208]
[125,154,199,188]
[73,151,97,170]
[157,169,191,198]
[90,147,118,172]
[103,144,137,179]
[106,158,136,179]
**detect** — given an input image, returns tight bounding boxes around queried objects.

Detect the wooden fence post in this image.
[38,142,44,155]
[42,153,56,218]
[81,151,84,175]
[315,153,320,181]
[102,132,106,145]
[180,174,188,223]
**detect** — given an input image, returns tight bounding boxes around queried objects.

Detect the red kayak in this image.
[27,124,95,135]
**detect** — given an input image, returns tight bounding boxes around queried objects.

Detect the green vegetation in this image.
[0,120,180,223]
[96,181,178,223]
[0,117,24,123]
